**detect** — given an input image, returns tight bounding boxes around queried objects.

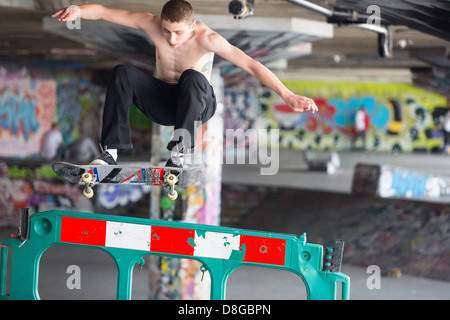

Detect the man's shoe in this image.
[89,151,117,165]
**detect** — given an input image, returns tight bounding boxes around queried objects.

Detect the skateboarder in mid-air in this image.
[53,0,318,168]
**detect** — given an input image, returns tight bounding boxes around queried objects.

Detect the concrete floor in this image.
[1,150,449,300]
[2,238,448,300]
[29,247,450,300]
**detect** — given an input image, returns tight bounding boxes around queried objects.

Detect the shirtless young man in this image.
[53,0,318,168]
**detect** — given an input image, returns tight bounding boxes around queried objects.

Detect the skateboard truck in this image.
[81,172,95,199]
[165,173,178,200]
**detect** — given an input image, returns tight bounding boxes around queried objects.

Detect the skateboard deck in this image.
[52,161,205,200]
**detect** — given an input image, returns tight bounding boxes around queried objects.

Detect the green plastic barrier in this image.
[0,209,350,300]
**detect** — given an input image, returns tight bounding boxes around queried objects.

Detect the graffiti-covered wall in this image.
[0,61,106,158]
[0,159,93,227]
[224,77,448,153]
[54,70,105,145]
[0,156,153,227]
[0,61,144,227]
[0,66,56,157]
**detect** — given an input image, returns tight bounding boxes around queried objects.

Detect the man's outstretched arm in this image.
[204,31,318,113]
[52,4,152,30]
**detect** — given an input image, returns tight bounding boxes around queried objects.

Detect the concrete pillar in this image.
[149,68,224,300]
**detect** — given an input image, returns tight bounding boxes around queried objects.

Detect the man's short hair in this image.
[161,0,194,24]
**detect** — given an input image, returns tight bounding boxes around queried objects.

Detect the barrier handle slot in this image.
[0,245,8,297]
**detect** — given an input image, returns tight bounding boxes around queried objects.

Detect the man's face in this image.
[161,19,196,48]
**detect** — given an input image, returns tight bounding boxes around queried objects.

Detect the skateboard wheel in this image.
[166,174,178,186]
[168,190,178,201]
[81,172,93,184]
[83,188,94,199]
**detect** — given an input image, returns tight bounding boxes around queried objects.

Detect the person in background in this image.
[64,136,100,164]
[39,122,63,161]
[352,106,369,151]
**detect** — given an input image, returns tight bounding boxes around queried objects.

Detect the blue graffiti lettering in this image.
[330,96,390,130]
[0,92,39,141]
[98,184,151,209]
[391,170,428,197]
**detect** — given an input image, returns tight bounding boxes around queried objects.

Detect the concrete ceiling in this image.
[0,0,449,81]
[42,13,333,76]
[337,0,450,42]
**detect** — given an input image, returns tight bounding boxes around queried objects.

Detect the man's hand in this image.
[283,92,319,113]
[52,6,80,21]
[51,5,147,29]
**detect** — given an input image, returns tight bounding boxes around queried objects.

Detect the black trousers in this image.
[101,64,216,153]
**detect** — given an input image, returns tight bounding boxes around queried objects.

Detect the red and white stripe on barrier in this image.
[60,217,286,266]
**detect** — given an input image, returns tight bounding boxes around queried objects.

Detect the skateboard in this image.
[52,161,205,200]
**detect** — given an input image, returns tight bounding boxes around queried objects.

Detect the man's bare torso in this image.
[142,16,214,84]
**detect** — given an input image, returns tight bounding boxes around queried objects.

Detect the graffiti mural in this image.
[224,79,448,153]
[0,159,154,227]
[96,184,152,210]
[55,72,105,145]
[0,160,93,227]
[0,66,56,157]
[0,62,106,159]
[379,165,450,200]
